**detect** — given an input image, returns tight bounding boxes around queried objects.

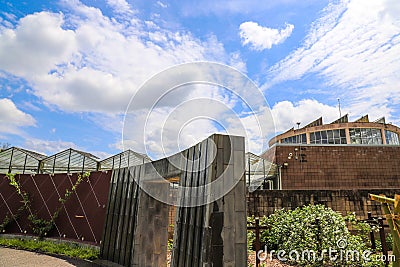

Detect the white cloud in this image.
[0,1,253,157]
[23,137,113,159]
[0,2,238,113]
[156,1,168,8]
[24,138,78,155]
[0,12,77,77]
[270,99,340,133]
[0,98,36,134]
[106,0,135,15]
[239,21,294,51]
[265,0,400,120]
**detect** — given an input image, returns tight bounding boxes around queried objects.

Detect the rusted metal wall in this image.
[0,171,111,244]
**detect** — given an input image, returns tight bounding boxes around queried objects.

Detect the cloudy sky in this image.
[0,0,399,159]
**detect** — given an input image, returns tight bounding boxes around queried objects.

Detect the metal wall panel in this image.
[100,134,246,267]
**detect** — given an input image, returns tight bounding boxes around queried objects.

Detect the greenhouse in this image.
[245,152,278,191]
[40,148,100,174]
[99,150,151,170]
[0,147,151,174]
[0,147,46,174]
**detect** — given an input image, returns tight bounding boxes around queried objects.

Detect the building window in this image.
[349,128,382,144]
[281,133,306,144]
[385,130,400,145]
[309,129,346,144]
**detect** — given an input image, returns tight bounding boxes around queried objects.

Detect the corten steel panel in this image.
[100,134,247,267]
[263,145,400,190]
[0,171,112,244]
[171,134,247,267]
[100,165,169,267]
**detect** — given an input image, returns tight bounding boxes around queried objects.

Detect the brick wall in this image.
[264,145,400,190]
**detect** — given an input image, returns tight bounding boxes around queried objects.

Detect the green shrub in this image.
[259,205,383,266]
[247,215,256,251]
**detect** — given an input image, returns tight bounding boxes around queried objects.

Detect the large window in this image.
[281,133,306,144]
[385,130,400,145]
[349,128,382,144]
[310,129,347,144]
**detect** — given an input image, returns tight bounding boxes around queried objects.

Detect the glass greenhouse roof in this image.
[40,148,100,174]
[0,147,46,174]
[99,150,151,170]
[0,147,150,174]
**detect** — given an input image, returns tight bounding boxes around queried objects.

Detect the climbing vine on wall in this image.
[2,172,90,239]
[0,173,32,233]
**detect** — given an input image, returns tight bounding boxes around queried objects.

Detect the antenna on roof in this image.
[337,98,342,118]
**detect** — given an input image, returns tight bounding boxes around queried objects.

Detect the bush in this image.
[259,205,383,266]
[247,216,256,251]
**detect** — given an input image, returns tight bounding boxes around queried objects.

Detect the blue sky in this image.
[0,0,399,159]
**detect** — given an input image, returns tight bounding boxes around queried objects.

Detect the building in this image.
[0,147,151,174]
[262,114,400,190]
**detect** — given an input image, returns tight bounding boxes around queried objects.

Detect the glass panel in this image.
[355,128,361,138]
[310,132,315,143]
[315,132,321,143]
[301,134,307,144]
[385,130,399,145]
[327,130,333,140]
[321,131,327,140]
[340,129,346,138]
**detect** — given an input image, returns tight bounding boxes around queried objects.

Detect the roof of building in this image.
[269,115,400,147]
[0,147,150,174]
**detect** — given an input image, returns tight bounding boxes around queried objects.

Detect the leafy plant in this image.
[168,238,173,250]
[247,215,256,251]
[27,214,55,238]
[6,173,31,212]
[29,172,90,239]
[386,232,393,251]
[0,214,11,232]
[4,172,90,239]
[259,204,383,266]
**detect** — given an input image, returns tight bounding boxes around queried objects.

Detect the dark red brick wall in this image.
[264,145,400,190]
[0,171,111,244]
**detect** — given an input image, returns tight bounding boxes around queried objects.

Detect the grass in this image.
[0,236,99,260]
